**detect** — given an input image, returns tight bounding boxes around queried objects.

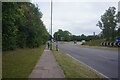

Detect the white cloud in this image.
[31,1,118,36]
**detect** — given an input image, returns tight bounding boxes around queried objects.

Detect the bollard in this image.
[106,42,109,46]
[100,42,103,46]
[113,42,117,47]
[103,42,106,46]
[117,42,120,47]
[109,42,114,47]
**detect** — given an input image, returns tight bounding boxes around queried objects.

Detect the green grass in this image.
[52,48,102,78]
[83,39,106,46]
[2,45,45,78]
[81,39,118,50]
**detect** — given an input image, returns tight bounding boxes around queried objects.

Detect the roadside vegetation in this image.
[80,40,118,51]
[2,2,49,78]
[82,39,106,46]
[2,2,49,51]
[52,47,102,78]
[3,45,45,78]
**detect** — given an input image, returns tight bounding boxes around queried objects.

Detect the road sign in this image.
[116,38,120,42]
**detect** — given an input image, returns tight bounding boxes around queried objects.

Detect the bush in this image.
[2,2,49,51]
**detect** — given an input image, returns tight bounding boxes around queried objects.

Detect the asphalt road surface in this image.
[57,42,118,78]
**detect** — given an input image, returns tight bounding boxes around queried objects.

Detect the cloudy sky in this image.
[31,0,119,36]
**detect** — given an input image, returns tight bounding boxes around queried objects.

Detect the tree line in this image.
[54,29,71,41]
[2,2,49,51]
[53,29,99,41]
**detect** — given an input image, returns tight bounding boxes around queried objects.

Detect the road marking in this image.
[66,53,110,79]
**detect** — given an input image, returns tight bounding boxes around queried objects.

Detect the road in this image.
[57,42,118,78]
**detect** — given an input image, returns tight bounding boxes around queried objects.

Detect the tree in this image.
[2,2,19,50]
[2,2,49,51]
[96,7,117,41]
[80,34,86,40]
[53,29,72,41]
[63,31,72,41]
[116,12,120,37]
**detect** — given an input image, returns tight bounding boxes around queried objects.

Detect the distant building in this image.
[81,40,86,43]
[93,32,95,36]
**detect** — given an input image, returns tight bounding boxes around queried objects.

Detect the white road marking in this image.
[66,53,111,79]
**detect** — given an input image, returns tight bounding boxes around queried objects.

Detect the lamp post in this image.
[50,0,53,50]
[118,2,120,33]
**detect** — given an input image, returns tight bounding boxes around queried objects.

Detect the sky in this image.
[31,0,119,36]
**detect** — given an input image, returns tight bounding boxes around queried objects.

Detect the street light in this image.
[50,0,53,50]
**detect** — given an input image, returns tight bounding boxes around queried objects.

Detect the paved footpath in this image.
[29,47,65,78]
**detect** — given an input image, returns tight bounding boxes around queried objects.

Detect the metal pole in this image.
[118,1,120,78]
[118,2,120,30]
[50,0,53,50]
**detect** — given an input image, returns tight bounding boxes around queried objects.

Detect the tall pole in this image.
[50,0,53,50]
[118,1,120,78]
[118,2,120,37]
[51,0,52,37]
[118,1,120,27]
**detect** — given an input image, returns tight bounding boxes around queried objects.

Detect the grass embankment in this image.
[81,39,118,50]
[3,45,45,78]
[52,48,102,78]
[83,39,106,46]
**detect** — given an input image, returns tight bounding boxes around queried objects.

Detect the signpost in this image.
[116,38,120,42]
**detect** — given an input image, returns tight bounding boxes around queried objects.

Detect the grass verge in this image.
[2,45,45,78]
[52,47,102,78]
[83,39,106,46]
[81,39,118,51]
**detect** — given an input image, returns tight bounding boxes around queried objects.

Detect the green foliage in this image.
[116,12,120,37]
[96,7,117,41]
[80,34,86,40]
[71,34,100,41]
[2,2,18,50]
[83,39,106,46]
[2,2,49,51]
[54,29,72,41]
[54,29,100,41]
